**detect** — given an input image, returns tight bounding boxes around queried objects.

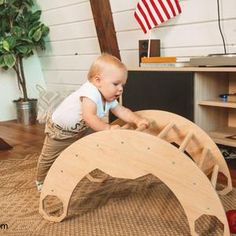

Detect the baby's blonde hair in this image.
[87,53,127,81]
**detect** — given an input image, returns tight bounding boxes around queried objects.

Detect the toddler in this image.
[36,53,149,191]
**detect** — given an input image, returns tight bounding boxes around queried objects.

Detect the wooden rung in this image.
[198,148,209,169]
[179,132,193,152]
[211,165,219,189]
[157,122,175,139]
[122,123,130,129]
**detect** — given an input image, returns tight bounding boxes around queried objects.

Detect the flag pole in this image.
[147,29,151,57]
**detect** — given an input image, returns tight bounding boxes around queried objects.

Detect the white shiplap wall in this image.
[39,0,100,91]
[39,0,236,90]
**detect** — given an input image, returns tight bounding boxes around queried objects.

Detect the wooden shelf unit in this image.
[209,127,236,148]
[194,67,236,147]
[199,100,236,108]
[128,67,236,148]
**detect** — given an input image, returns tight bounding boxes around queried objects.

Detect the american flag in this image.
[134,0,182,34]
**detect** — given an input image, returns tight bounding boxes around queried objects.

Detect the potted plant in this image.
[0,0,49,124]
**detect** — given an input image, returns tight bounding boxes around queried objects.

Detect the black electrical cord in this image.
[216,0,227,54]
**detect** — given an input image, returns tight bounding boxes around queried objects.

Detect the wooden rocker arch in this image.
[113,110,232,195]
[39,129,230,235]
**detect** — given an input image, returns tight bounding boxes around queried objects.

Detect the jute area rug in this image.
[0,153,235,236]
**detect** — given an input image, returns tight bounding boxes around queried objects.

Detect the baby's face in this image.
[98,66,127,102]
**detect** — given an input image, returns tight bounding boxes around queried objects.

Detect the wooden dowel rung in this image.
[198,148,209,169]
[179,132,193,152]
[122,123,130,129]
[158,122,175,139]
[211,165,219,189]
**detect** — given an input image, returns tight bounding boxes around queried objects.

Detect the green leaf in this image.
[3,53,16,68]
[41,25,49,36]
[38,40,46,50]
[30,10,41,22]
[0,55,5,67]
[17,46,29,54]
[6,36,16,49]
[29,21,41,30]
[20,37,33,44]
[23,0,34,8]
[0,0,4,5]
[32,28,42,41]
[12,26,23,37]
[17,45,33,56]
[3,40,10,51]
[28,25,39,38]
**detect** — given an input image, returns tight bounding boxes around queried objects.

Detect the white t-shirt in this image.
[51,81,118,132]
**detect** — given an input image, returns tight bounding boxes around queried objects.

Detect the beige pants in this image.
[36,118,93,182]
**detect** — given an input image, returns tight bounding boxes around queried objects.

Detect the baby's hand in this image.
[136,118,150,130]
[109,124,121,130]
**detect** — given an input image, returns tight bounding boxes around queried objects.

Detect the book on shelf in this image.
[141,56,176,63]
[140,62,190,68]
[176,56,191,63]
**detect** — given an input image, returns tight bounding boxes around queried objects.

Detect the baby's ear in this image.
[93,75,102,87]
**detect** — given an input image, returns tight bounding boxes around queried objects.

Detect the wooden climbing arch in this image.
[114,110,232,195]
[39,110,231,235]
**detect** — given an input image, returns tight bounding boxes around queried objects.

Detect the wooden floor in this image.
[0,120,45,160]
[0,120,235,187]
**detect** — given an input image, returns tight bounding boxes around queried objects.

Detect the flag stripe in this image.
[134,0,182,34]
[150,0,164,23]
[134,11,148,33]
[148,1,162,25]
[174,0,182,13]
[142,0,158,26]
[167,0,176,17]
[140,1,155,28]
[163,0,174,18]
[158,0,170,19]
[137,3,152,30]
[153,0,168,22]
[170,0,179,15]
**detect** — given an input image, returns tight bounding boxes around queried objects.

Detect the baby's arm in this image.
[81,97,119,131]
[111,104,149,128]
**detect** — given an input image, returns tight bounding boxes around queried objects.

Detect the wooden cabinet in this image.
[123,70,194,121]
[125,67,236,148]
